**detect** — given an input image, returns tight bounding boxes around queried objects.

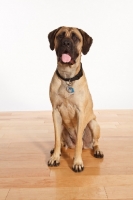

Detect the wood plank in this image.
[105,185,133,199]
[0,130,54,138]
[50,166,133,176]
[6,187,107,200]
[0,189,9,200]
[1,175,133,188]
[0,133,4,138]
[97,110,133,114]
[0,176,106,188]
[100,128,133,137]
[0,168,50,178]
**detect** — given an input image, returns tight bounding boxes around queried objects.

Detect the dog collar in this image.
[56,63,83,82]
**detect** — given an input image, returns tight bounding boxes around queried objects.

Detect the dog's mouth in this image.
[58,53,75,65]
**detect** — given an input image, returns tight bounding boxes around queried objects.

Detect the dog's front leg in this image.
[72,110,84,172]
[48,108,63,167]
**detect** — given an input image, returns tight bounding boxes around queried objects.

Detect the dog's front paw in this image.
[48,154,60,167]
[72,158,84,172]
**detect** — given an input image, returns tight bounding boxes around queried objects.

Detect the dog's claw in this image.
[53,160,60,166]
[72,165,84,172]
[72,157,84,173]
[48,152,61,167]
[48,160,60,167]
[94,151,104,158]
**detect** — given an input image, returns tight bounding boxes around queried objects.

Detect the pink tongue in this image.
[61,54,71,63]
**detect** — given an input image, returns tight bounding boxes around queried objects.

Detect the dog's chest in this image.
[58,99,77,128]
[58,83,77,120]
[58,82,75,99]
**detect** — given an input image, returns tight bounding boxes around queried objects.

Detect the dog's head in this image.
[48,26,93,65]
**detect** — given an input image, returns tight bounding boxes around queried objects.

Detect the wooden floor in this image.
[0,110,133,200]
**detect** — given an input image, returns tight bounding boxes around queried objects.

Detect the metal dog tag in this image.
[66,86,74,93]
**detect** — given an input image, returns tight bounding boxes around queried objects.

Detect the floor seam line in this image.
[5,188,11,200]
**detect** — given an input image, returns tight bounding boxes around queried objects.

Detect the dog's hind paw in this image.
[93,145,104,158]
[94,150,104,158]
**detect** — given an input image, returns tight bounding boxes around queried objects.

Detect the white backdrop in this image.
[0,0,133,111]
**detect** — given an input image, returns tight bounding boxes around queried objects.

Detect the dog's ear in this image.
[48,27,62,50]
[78,29,93,55]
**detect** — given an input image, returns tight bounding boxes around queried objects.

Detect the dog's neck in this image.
[57,62,81,80]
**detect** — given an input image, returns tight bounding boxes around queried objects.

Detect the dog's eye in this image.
[73,36,77,41]
[58,34,63,39]
[71,33,80,43]
[57,32,65,40]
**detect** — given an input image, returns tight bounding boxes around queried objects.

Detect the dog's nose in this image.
[62,39,71,48]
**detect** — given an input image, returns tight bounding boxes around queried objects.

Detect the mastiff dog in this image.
[47,26,104,172]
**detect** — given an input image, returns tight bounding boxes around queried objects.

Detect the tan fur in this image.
[48,27,103,172]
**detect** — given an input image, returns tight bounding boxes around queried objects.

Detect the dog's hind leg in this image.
[82,125,93,149]
[88,119,104,158]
